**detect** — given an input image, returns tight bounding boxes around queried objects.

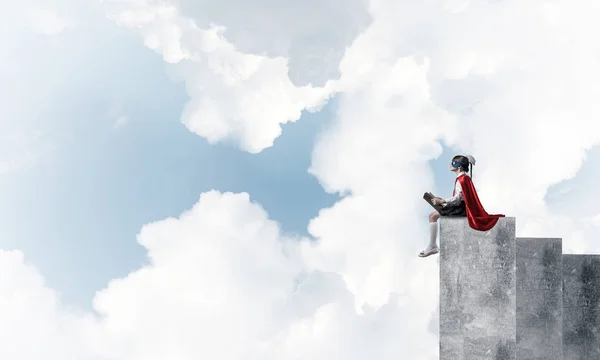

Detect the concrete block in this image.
[515,238,563,360]
[440,216,516,360]
[562,255,600,360]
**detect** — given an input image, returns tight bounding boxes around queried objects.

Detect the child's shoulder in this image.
[458,173,471,182]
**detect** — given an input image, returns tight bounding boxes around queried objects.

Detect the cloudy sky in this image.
[2,0,600,359]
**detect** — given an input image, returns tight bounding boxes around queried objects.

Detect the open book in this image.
[423,192,444,212]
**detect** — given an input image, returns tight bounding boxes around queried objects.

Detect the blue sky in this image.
[2,2,600,359]
[0,19,459,307]
[0,21,344,308]
[0,76,471,311]
[0,13,462,310]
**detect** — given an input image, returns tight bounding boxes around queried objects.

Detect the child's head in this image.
[450,155,471,172]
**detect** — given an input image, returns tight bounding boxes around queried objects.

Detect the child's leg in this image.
[428,211,440,248]
[419,211,441,257]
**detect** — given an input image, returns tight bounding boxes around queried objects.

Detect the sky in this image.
[1,0,600,359]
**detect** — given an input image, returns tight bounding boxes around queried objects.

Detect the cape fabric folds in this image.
[455,174,505,231]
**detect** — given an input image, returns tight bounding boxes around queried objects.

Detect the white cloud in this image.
[562,213,600,254]
[306,0,600,349]
[27,4,71,35]
[0,250,94,360]
[101,0,356,153]
[0,192,439,360]
[4,0,600,359]
[175,0,372,87]
[0,1,75,36]
[305,53,449,312]
[87,191,439,359]
[103,0,371,87]
[582,214,600,228]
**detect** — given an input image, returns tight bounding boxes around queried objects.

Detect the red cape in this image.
[456,174,505,231]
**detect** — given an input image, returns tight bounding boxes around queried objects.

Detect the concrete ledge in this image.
[439,217,516,360]
[562,254,600,360]
[515,238,563,360]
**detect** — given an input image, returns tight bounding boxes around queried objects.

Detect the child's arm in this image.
[442,182,463,205]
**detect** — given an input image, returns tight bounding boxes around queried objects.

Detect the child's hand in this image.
[432,197,444,205]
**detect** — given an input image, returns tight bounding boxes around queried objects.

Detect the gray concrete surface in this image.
[515,237,563,360]
[562,254,600,360]
[439,216,516,360]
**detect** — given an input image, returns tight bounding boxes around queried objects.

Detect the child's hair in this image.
[452,154,476,178]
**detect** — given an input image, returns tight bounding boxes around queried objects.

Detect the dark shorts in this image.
[438,201,467,217]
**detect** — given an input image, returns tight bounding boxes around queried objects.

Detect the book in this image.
[423,192,444,212]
